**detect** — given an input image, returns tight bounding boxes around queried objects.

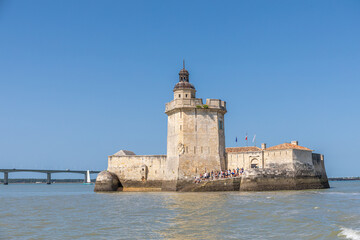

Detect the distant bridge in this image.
[0,169,101,185]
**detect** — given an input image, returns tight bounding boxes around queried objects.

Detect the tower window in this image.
[219,120,223,130]
[185,94,188,98]
[179,94,181,98]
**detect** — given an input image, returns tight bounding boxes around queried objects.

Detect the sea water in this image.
[0,181,359,240]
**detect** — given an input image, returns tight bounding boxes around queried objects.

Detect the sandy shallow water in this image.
[0,181,359,240]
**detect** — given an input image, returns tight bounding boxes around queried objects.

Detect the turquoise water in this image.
[0,181,360,240]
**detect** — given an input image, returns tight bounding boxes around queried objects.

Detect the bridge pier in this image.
[46,173,51,184]
[4,172,8,185]
[84,173,87,183]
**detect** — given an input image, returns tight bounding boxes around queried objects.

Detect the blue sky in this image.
[0,0,359,178]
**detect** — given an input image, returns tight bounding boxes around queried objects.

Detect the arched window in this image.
[251,159,259,168]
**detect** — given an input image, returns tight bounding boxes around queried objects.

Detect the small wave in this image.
[321,192,360,196]
[338,227,360,240]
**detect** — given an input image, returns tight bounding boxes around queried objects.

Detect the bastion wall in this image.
[107,155,166,191]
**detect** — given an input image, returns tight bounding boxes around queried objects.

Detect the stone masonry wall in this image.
[264,149,294,170]
[227,149,295,171]
[165,99,226,181]
[177,109,224,179]
[227,151,263,170]
[108,155,166,182]
[312,153,330,188]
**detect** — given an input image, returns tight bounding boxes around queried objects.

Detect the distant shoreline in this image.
[328,177,360,181]
[0,179,94,184]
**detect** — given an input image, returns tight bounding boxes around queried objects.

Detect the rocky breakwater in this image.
[94,171,121,192]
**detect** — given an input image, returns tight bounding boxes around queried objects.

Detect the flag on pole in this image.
[252,134,256,143]
[245,135,248,141]
[235,137,237,143]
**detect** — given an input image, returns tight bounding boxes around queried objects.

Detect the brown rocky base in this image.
[161,178,241,192]
[240,176,329,191]
[94,170,330,192]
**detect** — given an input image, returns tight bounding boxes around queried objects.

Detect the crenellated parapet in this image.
[165,98,226,114]
[205,99,227,112]
[165,98,203,113]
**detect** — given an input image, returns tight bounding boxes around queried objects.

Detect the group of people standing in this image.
[194,168,245,183]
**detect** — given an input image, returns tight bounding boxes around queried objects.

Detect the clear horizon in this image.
[1,0,359,178]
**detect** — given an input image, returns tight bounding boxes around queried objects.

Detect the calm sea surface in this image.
[0,181,360,240]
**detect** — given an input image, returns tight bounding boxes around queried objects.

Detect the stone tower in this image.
[163,64,227,187]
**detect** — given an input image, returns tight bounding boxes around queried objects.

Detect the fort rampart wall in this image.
[227,149,311,171]
[101,148,329,192]
[108,155,166,181]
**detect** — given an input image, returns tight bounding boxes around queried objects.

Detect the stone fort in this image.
[95,65,329,192]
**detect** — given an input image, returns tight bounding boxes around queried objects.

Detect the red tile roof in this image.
[226,146,262,153]
[266,143,312,151]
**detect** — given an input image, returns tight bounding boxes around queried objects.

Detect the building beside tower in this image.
[95,65,329,192]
